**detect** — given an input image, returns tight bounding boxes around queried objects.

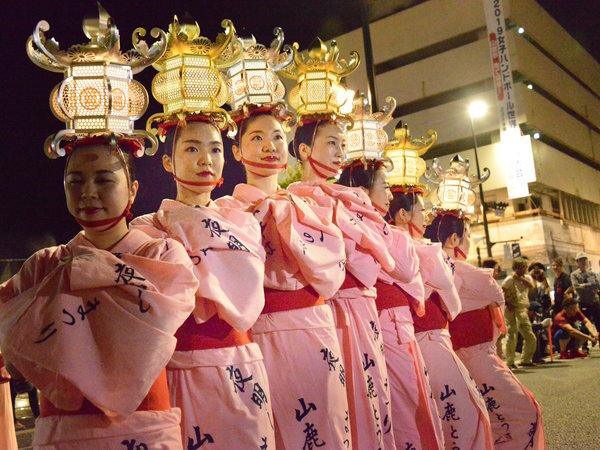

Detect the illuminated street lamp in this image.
[468,100,493,257]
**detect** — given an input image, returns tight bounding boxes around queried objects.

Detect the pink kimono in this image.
[132,199,275,449]
[450,261,545,449]
[0,230,197,449]
[0,355,17,450]
[288,181,396,450]
[376,226,445,450]
[411,242,494,450]
[216,184,351,449]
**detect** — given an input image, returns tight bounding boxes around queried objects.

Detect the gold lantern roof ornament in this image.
[280,37,359,124]
[226,27,294,114]
[147,15,243,138]
[383,121,437,192]
[26,3,167,158]
[426,155,490,217]
[345,92,396,164]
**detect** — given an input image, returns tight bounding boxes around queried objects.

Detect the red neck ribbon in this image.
[173,175,224,188]
[454,247,467,259]
[408,221,424,238]
[75,202,132,232]
[242,158,287,178]
[308,156,340,180]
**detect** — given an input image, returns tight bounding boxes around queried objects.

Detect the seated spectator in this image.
[551,257,573,317]
[527,301,553,363]
[552,298,599,359]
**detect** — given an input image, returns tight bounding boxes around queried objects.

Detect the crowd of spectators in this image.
[487,252,600,367]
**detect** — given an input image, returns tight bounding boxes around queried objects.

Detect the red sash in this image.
[263,286,325,314]
[339,272,365,290]
[412,292,448,332]
[449,307,494,350]
[374,281,410,312]
[40,369,171,417]
[175,313,252,351]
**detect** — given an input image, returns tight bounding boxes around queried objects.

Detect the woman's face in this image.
[65,144,136,224]
[368,167,393,215]
[306,122,345,169]
[164,122,224,194]
[395,193,425,233]
[233,114,287,177]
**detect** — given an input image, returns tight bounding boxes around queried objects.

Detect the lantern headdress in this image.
[226,27,294,114]
[27,3,167,158]
[147,15,243,138]
[280,37,359,125]
[344,92,396,165]
[383,121,437,194]
[426,155,490,217]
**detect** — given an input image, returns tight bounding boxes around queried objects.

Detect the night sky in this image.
[1,0,598,257]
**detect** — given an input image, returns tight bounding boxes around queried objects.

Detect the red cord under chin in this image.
[173,175,224,187]
[454,247,467,259]
[308,156,340,179]
[408,221,424,238]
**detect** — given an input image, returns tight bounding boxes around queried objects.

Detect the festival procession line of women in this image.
[0,4,546,449]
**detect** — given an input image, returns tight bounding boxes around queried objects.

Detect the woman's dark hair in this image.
[291,120,323,159]
[423,213,466,244]
[482,259,499,270]
[337,159,387,191]
[389,189,421,222]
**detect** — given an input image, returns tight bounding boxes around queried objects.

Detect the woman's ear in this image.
[447,232,461,248]
[395,208,410,224]
[130,180,139,204]
[162,154,174,174]
[297,142,310,162]
[231,144,242,162]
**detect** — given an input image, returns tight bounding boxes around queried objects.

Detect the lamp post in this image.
[468,101,492,257]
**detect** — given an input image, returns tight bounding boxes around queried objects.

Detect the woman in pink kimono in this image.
[0,138,198,449]
[392,193,492,450]
[434,214,546,448]
[131,117,275,449]
[215,107,352,449]
[366,186,444,450]
[287,120,397,449]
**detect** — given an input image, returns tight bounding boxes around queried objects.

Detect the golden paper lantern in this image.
[280,37,359,122]
[26,3,166,158]
[383,121,437,188]
[147,15,242,135]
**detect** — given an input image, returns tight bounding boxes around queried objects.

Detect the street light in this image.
[468,100,493,257]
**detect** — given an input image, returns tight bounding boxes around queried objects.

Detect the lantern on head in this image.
[384,121,437,190]
[426,155,490,217]
[147,15,242,137]
[27,3,166,158]
[280,37,359,124]
[226,27,293,112]
[345,92,396,162]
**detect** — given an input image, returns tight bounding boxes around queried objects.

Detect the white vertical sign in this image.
[482,0,533,198]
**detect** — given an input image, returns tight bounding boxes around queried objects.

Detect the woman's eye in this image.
[274,134,284,141]
[328,140,337,146]
[251,135,263,142]
[67,179,82,185]
[96,178,114,184]
[212,147,223,153]
[185,146,199,152]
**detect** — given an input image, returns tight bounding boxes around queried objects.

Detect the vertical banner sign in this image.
[482,0,534,199]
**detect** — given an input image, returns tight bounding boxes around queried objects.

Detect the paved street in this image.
[14,347,600,449]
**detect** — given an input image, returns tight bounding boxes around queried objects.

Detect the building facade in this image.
[330,0,600,272]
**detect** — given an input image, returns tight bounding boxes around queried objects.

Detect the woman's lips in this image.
[197,171,214,177]
[262,156,279,162]
[81,207,101,216]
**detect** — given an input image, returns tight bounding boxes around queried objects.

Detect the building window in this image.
[560,192,600,228]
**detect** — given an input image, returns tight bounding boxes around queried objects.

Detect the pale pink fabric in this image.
[378,225,425,312]
[33,408,183,449]
[415,242,462,320]
[252,304,351,449]
[380,306,444,450]
[0,230,197,419]
[167,343,274,448]
[328,291,395,450]
[453,261,545,448]
[288,182,395,288]
[0,381,17,450]
[216,184,346,299]
[132,199,275,447]
[416,329,494,450]
[132,199,266,331]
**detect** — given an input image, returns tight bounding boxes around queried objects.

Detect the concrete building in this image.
[330,0,600,271]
